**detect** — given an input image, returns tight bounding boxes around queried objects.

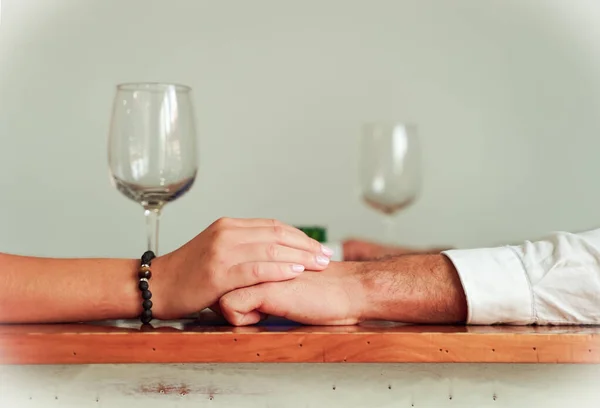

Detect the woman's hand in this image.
[152,217,332,319]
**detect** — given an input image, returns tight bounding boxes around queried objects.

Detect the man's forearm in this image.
[358,254,468,323]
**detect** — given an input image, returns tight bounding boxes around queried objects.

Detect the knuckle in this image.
[266,244,280,260]
[211,228,228,244]
[250,263,262,280]
[272,225,286,241]
[211,228,237,253]
[219,294,233,311]
[219,296,238,320]
[213,217,232,229]
[237,287,253,303]
[269,218,282,227]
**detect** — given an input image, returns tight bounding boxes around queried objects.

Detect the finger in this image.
[210,218,326,253]
[234,244,331,270]
[224,227,325,255]
[225,261,305,292]
[342,240,370,261]
[343,239,393,261]
[239,221,314,242]
[213,217,300,232]
[219,286,269,326]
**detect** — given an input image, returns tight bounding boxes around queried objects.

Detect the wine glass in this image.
[359,123,421,242]
[108,82,198,254]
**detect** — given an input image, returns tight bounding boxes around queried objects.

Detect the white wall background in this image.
[1,0,600,258]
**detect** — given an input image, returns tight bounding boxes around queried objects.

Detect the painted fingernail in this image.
[316,255,330,266]
[291,264,305,273]
[321,245,334,257]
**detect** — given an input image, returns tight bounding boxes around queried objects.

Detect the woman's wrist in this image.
[149,251,217,320]
[148,254,175,320]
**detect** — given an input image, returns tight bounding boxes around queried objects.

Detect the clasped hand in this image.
[151,218,364,326]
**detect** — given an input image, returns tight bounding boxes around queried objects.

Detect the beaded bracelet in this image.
[138,250,156,324]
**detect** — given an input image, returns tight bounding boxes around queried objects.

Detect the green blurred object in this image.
[295,226,327,243]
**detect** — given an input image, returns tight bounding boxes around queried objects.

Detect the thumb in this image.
[219,285,268,326]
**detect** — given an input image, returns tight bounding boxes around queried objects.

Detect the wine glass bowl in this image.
[108,82,198,254]
[359,122,421,240]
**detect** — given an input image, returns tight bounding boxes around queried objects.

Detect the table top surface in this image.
[1,313,599,364]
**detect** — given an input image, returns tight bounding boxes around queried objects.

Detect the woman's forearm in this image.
[0,218,332,324]
[0,253,142,323]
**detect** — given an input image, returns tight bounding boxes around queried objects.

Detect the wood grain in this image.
[1,313,599,364]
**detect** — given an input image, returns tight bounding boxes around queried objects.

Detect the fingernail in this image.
[321,245,334,257]
[316,255,330,266]
[291,264,305,273]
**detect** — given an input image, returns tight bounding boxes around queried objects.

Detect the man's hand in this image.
[218,263,366,326]
[219,254,468,326]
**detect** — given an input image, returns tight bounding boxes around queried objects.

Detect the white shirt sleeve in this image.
[442,229,600,325]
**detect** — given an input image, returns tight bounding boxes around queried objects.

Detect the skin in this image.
[343,239,451,261]
[0,218,466,326]
[0,218,333,323]
[219,254,468,326]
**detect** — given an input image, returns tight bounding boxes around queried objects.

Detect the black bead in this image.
[142,290,152,300]
[142,299,153,310]
[138,270,152,280]
[141,251,156,265]
[141,309,152,320]
[141,313,152,324]
[138,280,149,291]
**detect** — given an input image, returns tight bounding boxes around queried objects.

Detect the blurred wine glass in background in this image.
[108,82,198,254]
[359,122,421,242]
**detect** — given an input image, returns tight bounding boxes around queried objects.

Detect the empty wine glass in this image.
[359,123,421,242]
[108,82,198,254]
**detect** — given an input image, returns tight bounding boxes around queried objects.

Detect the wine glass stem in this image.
[383,215,395,245]
[144,208,161,254]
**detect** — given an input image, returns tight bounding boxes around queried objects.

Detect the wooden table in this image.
[1,314,599,364]
[1,314,599,407]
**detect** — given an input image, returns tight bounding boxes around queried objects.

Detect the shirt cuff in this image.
[442,246,534,325]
